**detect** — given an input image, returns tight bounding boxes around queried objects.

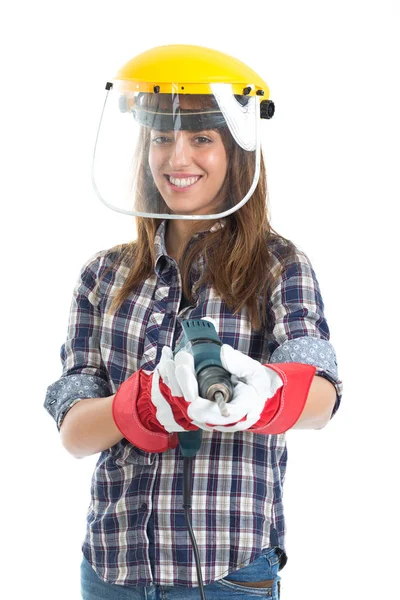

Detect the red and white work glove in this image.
[112,344,317,453]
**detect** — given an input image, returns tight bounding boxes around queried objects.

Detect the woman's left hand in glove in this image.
[150,343,317,435]
[159,345,284,432]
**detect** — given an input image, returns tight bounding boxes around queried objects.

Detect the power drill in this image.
[175,318,234,599]
[174,318,234,457]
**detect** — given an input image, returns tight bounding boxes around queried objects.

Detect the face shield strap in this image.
[132,106,227,131]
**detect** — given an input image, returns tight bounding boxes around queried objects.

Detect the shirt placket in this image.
[145,258,183,579]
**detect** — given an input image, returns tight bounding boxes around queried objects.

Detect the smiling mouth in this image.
[164,175,202,190]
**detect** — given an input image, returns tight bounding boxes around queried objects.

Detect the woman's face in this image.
[148,128,228,215]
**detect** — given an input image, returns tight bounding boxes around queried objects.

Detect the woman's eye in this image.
[194,136,212,144]
[151,136,171,145]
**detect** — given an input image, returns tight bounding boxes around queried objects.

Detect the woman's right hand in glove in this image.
[112,347,198,453]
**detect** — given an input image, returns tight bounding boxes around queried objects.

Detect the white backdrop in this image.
[2,1,399,598]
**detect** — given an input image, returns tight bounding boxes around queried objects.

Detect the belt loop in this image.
[144,587,148,600]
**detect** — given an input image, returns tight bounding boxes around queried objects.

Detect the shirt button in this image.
[140,503,148,511]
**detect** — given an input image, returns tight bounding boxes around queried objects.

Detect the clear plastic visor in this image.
[92,83,261,219]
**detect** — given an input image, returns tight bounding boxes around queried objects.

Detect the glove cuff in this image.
[112,370,178,453]
[250,362,317,434]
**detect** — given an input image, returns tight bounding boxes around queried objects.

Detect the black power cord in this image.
[183,457,207,600]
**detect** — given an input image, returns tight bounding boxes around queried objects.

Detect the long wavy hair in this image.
[102,96,297,331]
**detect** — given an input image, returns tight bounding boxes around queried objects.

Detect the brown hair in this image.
[101,97,297,331]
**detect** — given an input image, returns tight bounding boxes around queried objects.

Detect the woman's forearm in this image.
[292,375,337,430]
[60,395,123,459]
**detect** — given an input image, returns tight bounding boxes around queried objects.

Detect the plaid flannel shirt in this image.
[44,221,342,587]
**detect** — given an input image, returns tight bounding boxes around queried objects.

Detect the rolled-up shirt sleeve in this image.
[267,247,343,418]
[44,252,112,430]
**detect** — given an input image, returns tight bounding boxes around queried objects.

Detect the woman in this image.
[44,45,342,600]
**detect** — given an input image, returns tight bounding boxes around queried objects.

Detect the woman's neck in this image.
[165,219,217,262]
[165,220,190,261]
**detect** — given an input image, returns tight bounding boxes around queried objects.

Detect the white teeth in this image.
[169,176,200,188]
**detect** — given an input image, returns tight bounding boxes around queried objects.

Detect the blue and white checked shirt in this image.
[44,221,342,587]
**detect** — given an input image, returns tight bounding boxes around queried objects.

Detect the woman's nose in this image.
[168,133,191,168]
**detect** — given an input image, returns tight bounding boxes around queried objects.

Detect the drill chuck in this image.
[197,365,233,407]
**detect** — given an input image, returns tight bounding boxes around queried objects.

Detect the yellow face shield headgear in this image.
[92,44,274,220]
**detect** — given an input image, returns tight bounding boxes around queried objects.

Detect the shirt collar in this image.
[154,219,225,277]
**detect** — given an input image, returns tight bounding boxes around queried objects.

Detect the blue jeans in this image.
[81,549,281,599]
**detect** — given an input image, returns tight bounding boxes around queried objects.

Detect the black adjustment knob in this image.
[260,100,275,119]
